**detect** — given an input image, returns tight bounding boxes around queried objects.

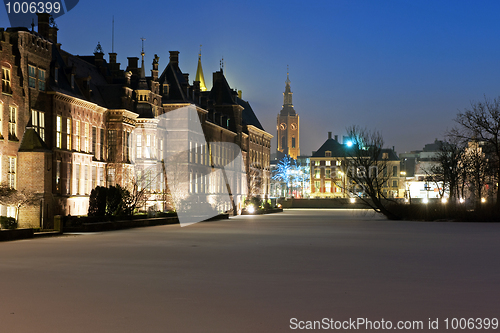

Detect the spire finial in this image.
[140,37,146,58]
[199,44,202,58]
[31,18,35,32]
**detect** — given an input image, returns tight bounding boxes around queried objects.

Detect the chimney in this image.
[238,90,242,99]
[37,13,50,38]
[126,57,139,74]
[169,51,179,65]
[328,132,332,140]
[109,53,117,64]
[151,54,159,81]
[335,135,338,142]
[48,25,58,44]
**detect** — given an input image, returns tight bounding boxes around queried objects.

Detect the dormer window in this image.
[325,151,332,157]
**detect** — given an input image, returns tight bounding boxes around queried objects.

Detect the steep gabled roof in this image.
[237,97,264,131]
[18,127,50,152]
[158,60,188,103]
[209,70,236,105]
[312,138,346,157]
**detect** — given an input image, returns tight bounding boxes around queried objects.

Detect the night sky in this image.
[3,0,500,155]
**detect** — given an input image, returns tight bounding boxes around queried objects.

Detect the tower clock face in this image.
[280,123,287,130]
[291,123,297,130]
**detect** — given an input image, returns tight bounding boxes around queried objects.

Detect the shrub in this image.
[0,216,17,229]
[88,186,107,217]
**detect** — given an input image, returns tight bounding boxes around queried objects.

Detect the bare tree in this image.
[424,140,465,202]
[344,126,400,220]
[451,96,500,208]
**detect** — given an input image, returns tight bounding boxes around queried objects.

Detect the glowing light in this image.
[247,205,255,214]
[422,197,429,204]
[346,141,353,147]
[277,204,282,209]
[350,198,356,204]
[459,198,465,204]
[404,198,409,203]
[481,198,486,203]
[441,198,447,204]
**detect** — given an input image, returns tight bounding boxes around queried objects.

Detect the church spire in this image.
[137,37,148,90]
[281,66,295,115]
[196,45,207,91]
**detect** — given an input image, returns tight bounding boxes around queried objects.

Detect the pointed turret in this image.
[196,45,207,91]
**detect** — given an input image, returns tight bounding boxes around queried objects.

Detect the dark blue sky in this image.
[3,0,500,154]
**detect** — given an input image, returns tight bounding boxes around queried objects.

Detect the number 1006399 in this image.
[5,2,61,14]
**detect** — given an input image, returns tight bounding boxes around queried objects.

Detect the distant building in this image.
[276,70,299,159]
[310,132,403,199]
[400,139,445,200]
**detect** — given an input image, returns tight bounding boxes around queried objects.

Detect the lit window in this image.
[66,118,72,150]
[124,132,130,162]
[56,115,61,148]
[92,166,97,189]
[325,169,331,178]
[92,127,97,155]
[38,69,45,91]
[31,110,45,141]
[107,168,115,187]
[314,161,320,166]
[325,181,331,193]
[75,164,80,195]
[28,65,36,88]
[145,135,151,158]
[100,128,104,160]
[136,134,142,159]
[326,161,331,166]
[315,169,320,179]
[84,123,89,152]
[314,181,320,193]
[84,165,89,194]
[56,160,61,192]
[8,157,16,189]
[108,130,117,161]
[74,120,80,151]
[2,67,12,94]
[8,106,16,140]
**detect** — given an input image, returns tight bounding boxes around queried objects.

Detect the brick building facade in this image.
[0,14,272,228]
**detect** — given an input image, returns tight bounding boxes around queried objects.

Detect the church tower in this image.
[277,69,300,159]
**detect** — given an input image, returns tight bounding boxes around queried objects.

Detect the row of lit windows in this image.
[250,134,270,148]
[54,160,106,195]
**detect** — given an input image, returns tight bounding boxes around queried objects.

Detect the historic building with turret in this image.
[0,14,272,228]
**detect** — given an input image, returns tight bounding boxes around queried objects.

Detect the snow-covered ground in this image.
[1,209,498,332]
